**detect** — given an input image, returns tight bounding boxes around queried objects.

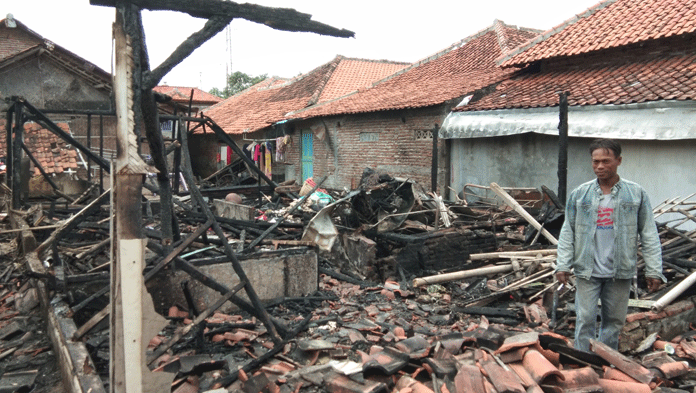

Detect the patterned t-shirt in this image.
[593,194,615,277]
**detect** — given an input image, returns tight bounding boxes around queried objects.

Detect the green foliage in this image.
[209,71,267,98]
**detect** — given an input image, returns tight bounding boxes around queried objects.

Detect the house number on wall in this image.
[359,132,379,142]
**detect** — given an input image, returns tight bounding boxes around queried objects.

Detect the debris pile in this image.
[3,133,696,392]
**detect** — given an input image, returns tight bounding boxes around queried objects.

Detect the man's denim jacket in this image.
[556,178,666,282]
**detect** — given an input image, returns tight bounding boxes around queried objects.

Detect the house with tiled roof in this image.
[278,20,540,191]
[0,15,112,112]
[153,85,222,113]
[197,57,409,177]
[439,0,696,205]
[0,15,115,195]
[153,85,223,139]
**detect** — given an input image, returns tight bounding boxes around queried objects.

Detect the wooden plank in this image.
[589,339,654,384]
[489,182,558,245]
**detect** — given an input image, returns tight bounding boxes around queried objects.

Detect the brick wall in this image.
[288,106,450,193]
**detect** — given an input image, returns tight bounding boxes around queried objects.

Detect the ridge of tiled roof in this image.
[288,20,541,119]
[456,37,696,112]
[153,85,223,104]
[498,0,696,67]
[0,17,111,88]
[203,56,410,134]
[0,17,44,61]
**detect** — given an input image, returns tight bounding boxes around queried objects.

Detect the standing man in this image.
[555,138,665,351]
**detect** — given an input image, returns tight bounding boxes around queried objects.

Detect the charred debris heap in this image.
[3,144,696,392]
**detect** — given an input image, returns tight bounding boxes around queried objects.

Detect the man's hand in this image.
[556,271,571,285]
[646,277,662,293]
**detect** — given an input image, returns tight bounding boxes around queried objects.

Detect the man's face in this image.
[591,148,622,181]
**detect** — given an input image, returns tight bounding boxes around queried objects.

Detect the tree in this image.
[210,71,267,98]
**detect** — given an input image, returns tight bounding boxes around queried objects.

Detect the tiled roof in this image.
[499,0,696,67]
[317,58,408,102]
[0,17,111,91]
[0,119,80,175]
[0,18,43,62]
[203,57,409,135]
[289,20,541,119]
[153,86,223,105]
[458,28,696,112]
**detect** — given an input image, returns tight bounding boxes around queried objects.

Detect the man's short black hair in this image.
[589,138,621,158]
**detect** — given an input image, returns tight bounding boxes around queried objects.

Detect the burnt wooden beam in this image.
[431,123,438,192]
[172,256,290,337]
[557,91,569,203]
[11,101,23,209]
[452,306,520,319]
[219,313,313,388]
[202,117,279,190]
[89,0,354,38]
[5,106,13,188]
[145,16,230,90]
[244,176,326,252]
[144,220,213,281]
[180,120,285,343]
[35,189,111,259]
[20,142,75,202]
[147,280,246,365]
[19,99,111,172]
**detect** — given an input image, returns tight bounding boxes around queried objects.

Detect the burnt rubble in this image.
[2,156,696,392]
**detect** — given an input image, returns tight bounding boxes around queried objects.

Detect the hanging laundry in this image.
[264,143,272,177]
[253,143,262,162]
[258,143,265,174]
[276,136,286,162]
[242,144,252,160]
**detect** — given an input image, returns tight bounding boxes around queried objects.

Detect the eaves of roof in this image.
[440,100,696,141]
[457,40,696,113]
[498,0,696,68]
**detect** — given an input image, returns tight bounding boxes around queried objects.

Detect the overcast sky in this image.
[6,1,601,92]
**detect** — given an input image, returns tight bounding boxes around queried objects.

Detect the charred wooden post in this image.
[179,119,285,344]
[110,7,172,392]
[87,114,92,182]
[5,106,13,188]
[431,123,438,193]
[557,91,569,203]
[11,100,23,209]
[99,115,105,192]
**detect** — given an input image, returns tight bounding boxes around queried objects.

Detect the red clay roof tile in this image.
[203,56,408,135]
[152,86,223,105]
[0,119,82,176]
[290,21,540,120]
[457,44,696,112]
[499,0,696,67]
